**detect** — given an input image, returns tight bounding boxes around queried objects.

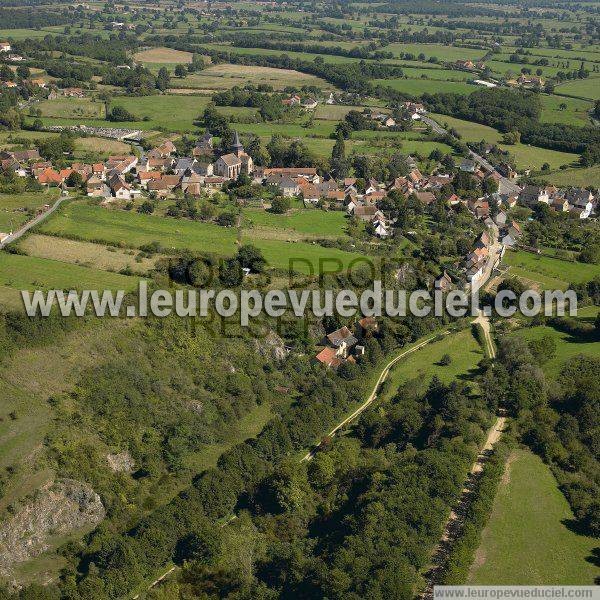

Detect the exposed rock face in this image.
[106,451,135,473]
[253,331,288,362]
[0,479,105,578]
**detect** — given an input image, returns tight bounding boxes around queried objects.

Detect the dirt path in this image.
[300,332,450,462]
[420,415,507,598]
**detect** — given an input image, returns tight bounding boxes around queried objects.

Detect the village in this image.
[1,124,597,338]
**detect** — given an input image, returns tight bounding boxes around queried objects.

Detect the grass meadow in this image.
[503,249,600,289]
[379,328,484,402]
[469,449,598,584]
[37,201,364,273]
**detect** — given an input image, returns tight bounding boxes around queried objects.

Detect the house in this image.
[9,149,40,163]
[191,161,213,177]
[153,140,176,157]
[86,177,110,198]
[204,176,227,192]
[565,188,594,218]
[262,167,317,180]
[326,326,358,358]
[494,211,508,226]
[551,196,569,212]
[415,191,436,206]
[460,159,476,173]
[1,159,27,177]
[181,173,205,196]
[138,171,162,187]
[62,87,85,98]
[92,163,106,179]
[193,133,214,157]
[315,347,343,369]
[434,271,453,292]
[162,174,182,190]
[147,179,169,197]
[455,60,475,70]
[326,93,335,105]
[37,167,63,186]
[109,177,132,200]
[407,168,424,185]
[173,157,196,175]
[373,220,389,238]
[354,206,384,221]
[300,182,320,204]
[469,199,490,219]
[519,185,549,207]
[517,74,544,87]
[143,157,172,172]
[266,174,299,197]
[30,78,47,88]
[282,95,301,107]
[107,155,138,174]
[301,98,318,110]
[0,42,11,53]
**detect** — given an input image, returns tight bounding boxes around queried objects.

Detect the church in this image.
[213,132,254,179]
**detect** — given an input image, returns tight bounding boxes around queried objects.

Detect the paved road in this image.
[421,115,521,196]
[0,194,66,250]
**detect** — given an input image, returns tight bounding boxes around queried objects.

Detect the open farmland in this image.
[174,64,334,91]
[503,249,600,289]
[37,201,363,273]
[0,191,60,232]
[134,47,194,64]
[469,449,598,584]
[0,252,140,292]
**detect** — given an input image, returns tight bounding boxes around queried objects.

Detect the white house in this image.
[0,42,11,53]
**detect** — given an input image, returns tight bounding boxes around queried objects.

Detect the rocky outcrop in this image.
[0,479,105,578]
[252,331,288,362]
[106,451,135,473]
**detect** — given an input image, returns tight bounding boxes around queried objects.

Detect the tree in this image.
[16,65,31,79]
[330,133,349,178]
[439,353,452,366]
[107,106,137,122]
[65,171,83,188]
[138,201,154,214]
[217,212,236,227]
[502,130,521,145]
[174,64,187,78]
[156,67,170,91]
[236,244,266,273]
[269,196,291,214]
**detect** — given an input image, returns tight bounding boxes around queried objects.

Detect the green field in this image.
[384,43,487,62]
[242,207,347,238]
[469,449,598,584]
[380,328,484,402]
[539,94,593,126]
[555,78,600,100]
[499,143,579,171]
[504,249,600,289]
[37,98,105,120]
[0,190,60,231]
[372,78,475,96]
[512,310,600,377]
[535,165,600,187]
[38,201,364,273]
[0,252,140,293]
[429,114,503,143]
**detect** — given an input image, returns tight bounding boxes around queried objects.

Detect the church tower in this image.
[231,131,244,157]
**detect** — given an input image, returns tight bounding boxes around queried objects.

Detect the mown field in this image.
[469,449,598,584]
[0,252,140,293]
[535,165,600,187]
[512,307,600,376]
[503,249,600,290]
[242,206,348,238]
[0,191,60,232]
[555,78,600,100]
[380,328,484,402]
[37,201,363,274]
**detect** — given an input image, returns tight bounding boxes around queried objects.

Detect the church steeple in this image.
[231,130,244,156]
